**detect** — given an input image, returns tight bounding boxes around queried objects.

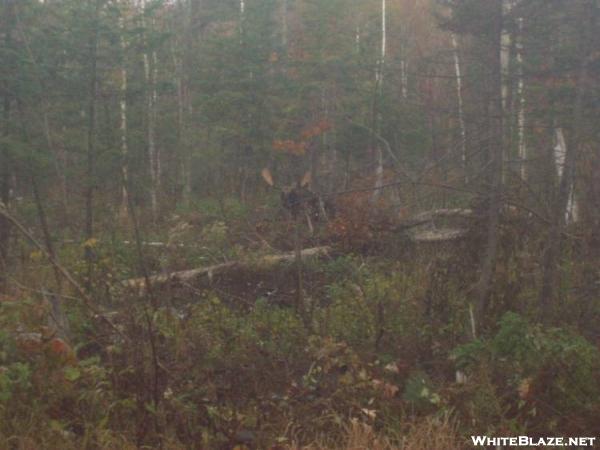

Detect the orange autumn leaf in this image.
[272,139,306,155]
[47,338,77,365]
[300,120,332,140]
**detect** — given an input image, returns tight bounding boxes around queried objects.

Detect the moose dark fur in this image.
[261,168,333,227]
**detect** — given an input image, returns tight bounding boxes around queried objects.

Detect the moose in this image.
[260,167,333,324]
[260,168,332,233]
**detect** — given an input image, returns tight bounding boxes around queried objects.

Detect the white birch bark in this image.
[516,17,527,180]
[499,0,514,185]
[553,127,578,223]
[118,11,129,221]
[451,33,467,178]
[372,0,386,201]
[152,49,160,180]
[500,0,513,111]
[400,56,408,99]
[175,0,192,205]
[377,0,386,86]
[281,0,287,49]
[141,0,159,222]
[239,0,245,43]
[172,43,188,206]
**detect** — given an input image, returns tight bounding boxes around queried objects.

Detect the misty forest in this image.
[0,0,599,448]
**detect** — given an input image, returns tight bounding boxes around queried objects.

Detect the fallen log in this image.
[410,208,474,221]
[410,228,468,242]
[60,239,190,248]
[122,246,331,291]
[396,208,474,230]
[388,208,471,241]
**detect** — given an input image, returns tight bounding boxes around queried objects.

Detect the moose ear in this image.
[300,171,312,188]
[261,168,275,187]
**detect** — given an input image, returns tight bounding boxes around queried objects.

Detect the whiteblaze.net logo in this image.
[471,436,597,447]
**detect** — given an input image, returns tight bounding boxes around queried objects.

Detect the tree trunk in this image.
[0,0,15,292]
[177,0,194,207]
[451,33,467,180]
[400,45,408,99]
[552,127,578,224]
[31,176,69,338]
[371,0,386,203]
[142,0,159,223]
[500,0,513,185]
[84,0,100,266]
[500,0,513,112]
[474,0,504,325]
[280,0,288,49]
[239,0,245,42]
[41,107,69,226]
[538,0,595,320]
[0,95,10,292]
[13,83,68,337]
[118,10,130,223]
[515,17,527,181]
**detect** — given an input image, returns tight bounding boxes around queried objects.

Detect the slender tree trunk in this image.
[142,0,159,223]
[500,0,512,111]
[515,17,527,180]
[0,95,10,292]
[280,0,287,49]
[152,49,160,181]
[176,0,193,207]
[41,107,69,225]
[118,11,130,223]
[474,0,504,325]
[499,0,513,184]
[0,0,15,292]
[372,0,386,202]
[451,33,467,180]
[378,0,386,87]
[239,0,245,42]
[14,86,69,336]
[552,127,578,224]
[400,45,408,99]
[85,0,100,263]
[31,176,69,337]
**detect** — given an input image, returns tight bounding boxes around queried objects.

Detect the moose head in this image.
[261,168,316,218]
[261,168,336,235]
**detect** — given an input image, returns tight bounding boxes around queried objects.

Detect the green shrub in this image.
[451,312,600,433]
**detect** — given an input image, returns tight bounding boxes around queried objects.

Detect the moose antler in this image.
[261,168,275,187]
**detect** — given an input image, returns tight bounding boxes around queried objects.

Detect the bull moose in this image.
[260,168,332,232]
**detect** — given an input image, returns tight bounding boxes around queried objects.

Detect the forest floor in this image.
[1,198,599,449]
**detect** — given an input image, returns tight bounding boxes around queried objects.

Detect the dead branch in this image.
[393,208,473,233]
[410,228,468,242]
[410,208,474,222]
[0,202,127,341]
[121,246,331,291]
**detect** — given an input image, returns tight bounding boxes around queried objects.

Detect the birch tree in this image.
[118,2,130,222]
[372,0,386,202]
[552,127,578,224]
[451,33,467,178]
[538,0,596,319]
[84,0,100,263]
[515,16,526,180]
[140,0,160,223]
[499,0,514,184]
